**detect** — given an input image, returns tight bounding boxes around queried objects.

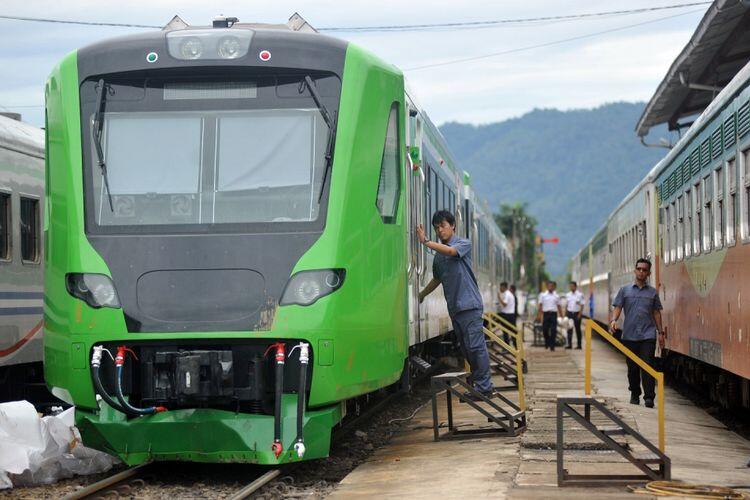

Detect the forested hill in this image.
[439,102,667,276]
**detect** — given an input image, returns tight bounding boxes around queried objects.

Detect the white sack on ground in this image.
[0,401,120,490]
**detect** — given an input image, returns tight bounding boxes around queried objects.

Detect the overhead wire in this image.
[320,2,712,32]
[0,2,711,33]
[404,8,706,71]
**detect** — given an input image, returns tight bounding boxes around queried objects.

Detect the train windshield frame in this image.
[79,71,341,235]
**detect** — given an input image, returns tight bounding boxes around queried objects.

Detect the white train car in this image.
[0,114,46,403]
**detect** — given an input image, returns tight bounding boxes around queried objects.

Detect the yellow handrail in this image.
[584,320,665,452]
[484,315,518,339]
[487,311,518,335]
[483,326,525,411]
[485,312,525,362]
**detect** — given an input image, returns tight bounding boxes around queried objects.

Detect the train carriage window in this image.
[685,188,693,258]
[20,197,40,263]
[375,104,401,224]
[664,206,671,264]
[702,175,713,252]
[0,193,9,261]
[676,197,684,261]
[714,166,724,249]
[727,159,737,246]
[744,149,750,241]
[694,182,702,253]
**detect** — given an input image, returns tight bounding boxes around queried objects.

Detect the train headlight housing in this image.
[280,269,345,307]
[167,29,253,60]
[66,273,121,309]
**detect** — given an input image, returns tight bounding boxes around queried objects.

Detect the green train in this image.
[43,17,512,465]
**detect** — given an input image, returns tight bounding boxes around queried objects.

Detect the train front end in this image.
[43,22,408,465]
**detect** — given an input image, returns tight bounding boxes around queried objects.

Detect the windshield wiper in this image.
[92,78,114,212]
[303,76,337,203]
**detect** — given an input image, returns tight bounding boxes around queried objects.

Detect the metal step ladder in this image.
[431,371,526,440]
[556,396,671,486]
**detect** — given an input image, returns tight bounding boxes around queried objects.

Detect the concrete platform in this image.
[328,328,750,499]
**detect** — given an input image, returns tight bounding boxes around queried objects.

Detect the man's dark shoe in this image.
[565,345,572,349]
[630,395,640,405]
[575,346,582,350]
[644,398,654,408]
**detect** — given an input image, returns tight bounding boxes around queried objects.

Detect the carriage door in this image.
[406,103,424,345]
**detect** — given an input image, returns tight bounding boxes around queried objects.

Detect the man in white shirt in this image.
[536,281,563,351]
[565,281,585,349]
[497,282,516,345]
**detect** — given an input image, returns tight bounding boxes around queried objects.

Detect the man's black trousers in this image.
[566,311,582,348]
[499,312,517,346]
[622,339,657,401]
[542,312,557,350]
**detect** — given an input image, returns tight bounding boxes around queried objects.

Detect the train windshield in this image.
[81,74,340,232]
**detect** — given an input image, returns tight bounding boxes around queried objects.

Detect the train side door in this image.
[406,103,425,345]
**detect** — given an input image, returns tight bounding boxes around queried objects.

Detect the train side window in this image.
[702,175,713,252]
[727,158,737,246]
[0,192,10,261]
[743,149,750,242]
[685,188,693,258]
[713,166,724,249]
[664,206,672,264]
[375,104,401,224]
[694,182,702,253]
[676,197,683,261]
[20,197,40,263]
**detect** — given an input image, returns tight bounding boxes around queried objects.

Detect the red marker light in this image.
[259,50,271,61]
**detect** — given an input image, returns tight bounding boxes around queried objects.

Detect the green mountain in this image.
[439,102,667,276]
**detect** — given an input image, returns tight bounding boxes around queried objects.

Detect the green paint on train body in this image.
[44,41,408,465]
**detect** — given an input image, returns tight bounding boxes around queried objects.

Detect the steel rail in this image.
[61,463,153,500]
[228,469,282,500]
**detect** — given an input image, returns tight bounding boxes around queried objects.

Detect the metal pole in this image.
[657,372,665,452]
[584,321,592,395]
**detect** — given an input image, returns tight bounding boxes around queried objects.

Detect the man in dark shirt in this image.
[417,210,494,398]
[609,258,665,408]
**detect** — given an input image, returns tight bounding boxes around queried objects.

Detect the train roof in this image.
[0,114,44,159]
[636,1,750,137]
[78,14,347,55]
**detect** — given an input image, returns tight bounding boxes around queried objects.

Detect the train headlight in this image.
[280,269,346,307]
[218,36,242,59]
[167,29,253,60]
[179,37,204,60]
[66,273,121,309]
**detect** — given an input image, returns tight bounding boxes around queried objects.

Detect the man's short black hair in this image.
[431,210,456,228]
[500,281,508,288]
[570,281,577,286]
[549,281,557,286]
[635,258,652,270]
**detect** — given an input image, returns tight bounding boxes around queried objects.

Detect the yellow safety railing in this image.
[584,320,665,452]
[482,326,525,411]
[484,311,525,362]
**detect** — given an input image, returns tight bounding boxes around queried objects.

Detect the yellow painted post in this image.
[515,345,525,411]
[657,373,665,452]
[584,321,592,395]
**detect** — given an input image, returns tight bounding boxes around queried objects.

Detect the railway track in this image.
[62,463,281,500]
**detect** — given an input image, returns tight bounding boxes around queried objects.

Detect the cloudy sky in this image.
[0,0,709,129]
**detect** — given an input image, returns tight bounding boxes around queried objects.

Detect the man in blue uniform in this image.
[609,258,665,408]
[417,210,494,398]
